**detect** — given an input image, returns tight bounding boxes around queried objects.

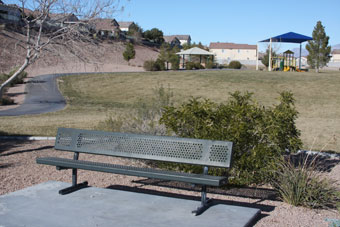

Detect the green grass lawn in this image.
[0,69,339,152]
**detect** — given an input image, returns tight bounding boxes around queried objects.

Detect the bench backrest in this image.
[55,128,233,168]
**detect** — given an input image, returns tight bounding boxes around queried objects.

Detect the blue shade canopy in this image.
[260,32,313,43]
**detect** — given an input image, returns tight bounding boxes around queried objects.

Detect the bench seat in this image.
[37,157,228,186]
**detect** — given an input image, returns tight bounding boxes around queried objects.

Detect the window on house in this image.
[222,49,224,53]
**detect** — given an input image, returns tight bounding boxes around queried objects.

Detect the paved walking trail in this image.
[0,74,66,116]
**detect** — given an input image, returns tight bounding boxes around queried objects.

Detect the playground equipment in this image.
[257,32,313,71]
[272,50,297,71]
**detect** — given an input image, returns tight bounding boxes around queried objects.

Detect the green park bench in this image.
[36,127,233,215]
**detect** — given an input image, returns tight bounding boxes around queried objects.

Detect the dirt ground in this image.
[0,140,339,227]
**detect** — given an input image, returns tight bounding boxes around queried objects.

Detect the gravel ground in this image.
[1,140,339,227]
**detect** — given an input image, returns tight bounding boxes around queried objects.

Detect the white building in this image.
[165,35,191,46]
[163,36,181,47]
[209,42,257,65]
[118,21,134,32]
[331,49,340,62]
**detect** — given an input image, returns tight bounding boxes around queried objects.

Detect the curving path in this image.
[0,72,138,116]
[0,73,68,116]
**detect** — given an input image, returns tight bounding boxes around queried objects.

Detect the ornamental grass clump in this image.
[271,156,340,209]
[97,84,172,135]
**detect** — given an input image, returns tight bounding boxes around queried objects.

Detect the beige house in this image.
[0,3,21,22]
[164,35,191,46]
[163,36,181,47]
[118,21,134,32]
[209,42,257,64]
[331,49,340,62]
[92,18,120,38]
[176,35,191,46]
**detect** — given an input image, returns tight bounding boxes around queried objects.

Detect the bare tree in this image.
[0,0,125,101]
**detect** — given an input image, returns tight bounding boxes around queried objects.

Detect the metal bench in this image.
[36,127,233,215]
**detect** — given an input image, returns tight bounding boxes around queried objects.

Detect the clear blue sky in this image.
[6,0,340,51]
[115,0,340,51]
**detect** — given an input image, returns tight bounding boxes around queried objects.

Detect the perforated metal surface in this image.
[55,128,233,168]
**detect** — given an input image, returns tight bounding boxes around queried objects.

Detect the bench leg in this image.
[59,181,88,195]
[59,164,88,195]
[192,185,213,216]
[192,166,213,216]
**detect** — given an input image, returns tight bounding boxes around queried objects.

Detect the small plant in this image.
[228,61,242,69]
[143,60,156,71]
[205,61,216,69]
[0,68,27,86]
[271,156,340,209]
[143,59,165,71]
[123,43,136,62]
[0,95,14,105]
[185,62,204,70]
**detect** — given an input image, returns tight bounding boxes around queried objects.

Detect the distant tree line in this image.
[126,23,164,44]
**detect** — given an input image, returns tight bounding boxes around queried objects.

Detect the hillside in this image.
[0,27,159,75]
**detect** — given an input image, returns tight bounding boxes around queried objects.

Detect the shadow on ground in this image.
[0,144,54,157]
[288,153,340,172]
[107,183,274,225]
[131,178,278,202]
[0,138,29,155]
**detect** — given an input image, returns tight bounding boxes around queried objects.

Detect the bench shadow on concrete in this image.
[132,178,279,202]
[107,183,274,225]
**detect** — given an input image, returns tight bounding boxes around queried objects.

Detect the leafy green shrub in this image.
[169,55,180,70]
[217,64,228,69]
[261,46,277,68]
[185,62,195,70]
[123,43,136,62]
[205,61,217,69]
[155,58,166,71]
[0,68,27,86]
[271,156,340,209]
[0,73,7,83]
[228,61,242,69]
[143,59,165,71]
[143,60,156,71]
[160,91,302,185]
[185,62,204,70]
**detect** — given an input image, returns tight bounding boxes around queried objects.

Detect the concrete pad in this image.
[0,181,260,227]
